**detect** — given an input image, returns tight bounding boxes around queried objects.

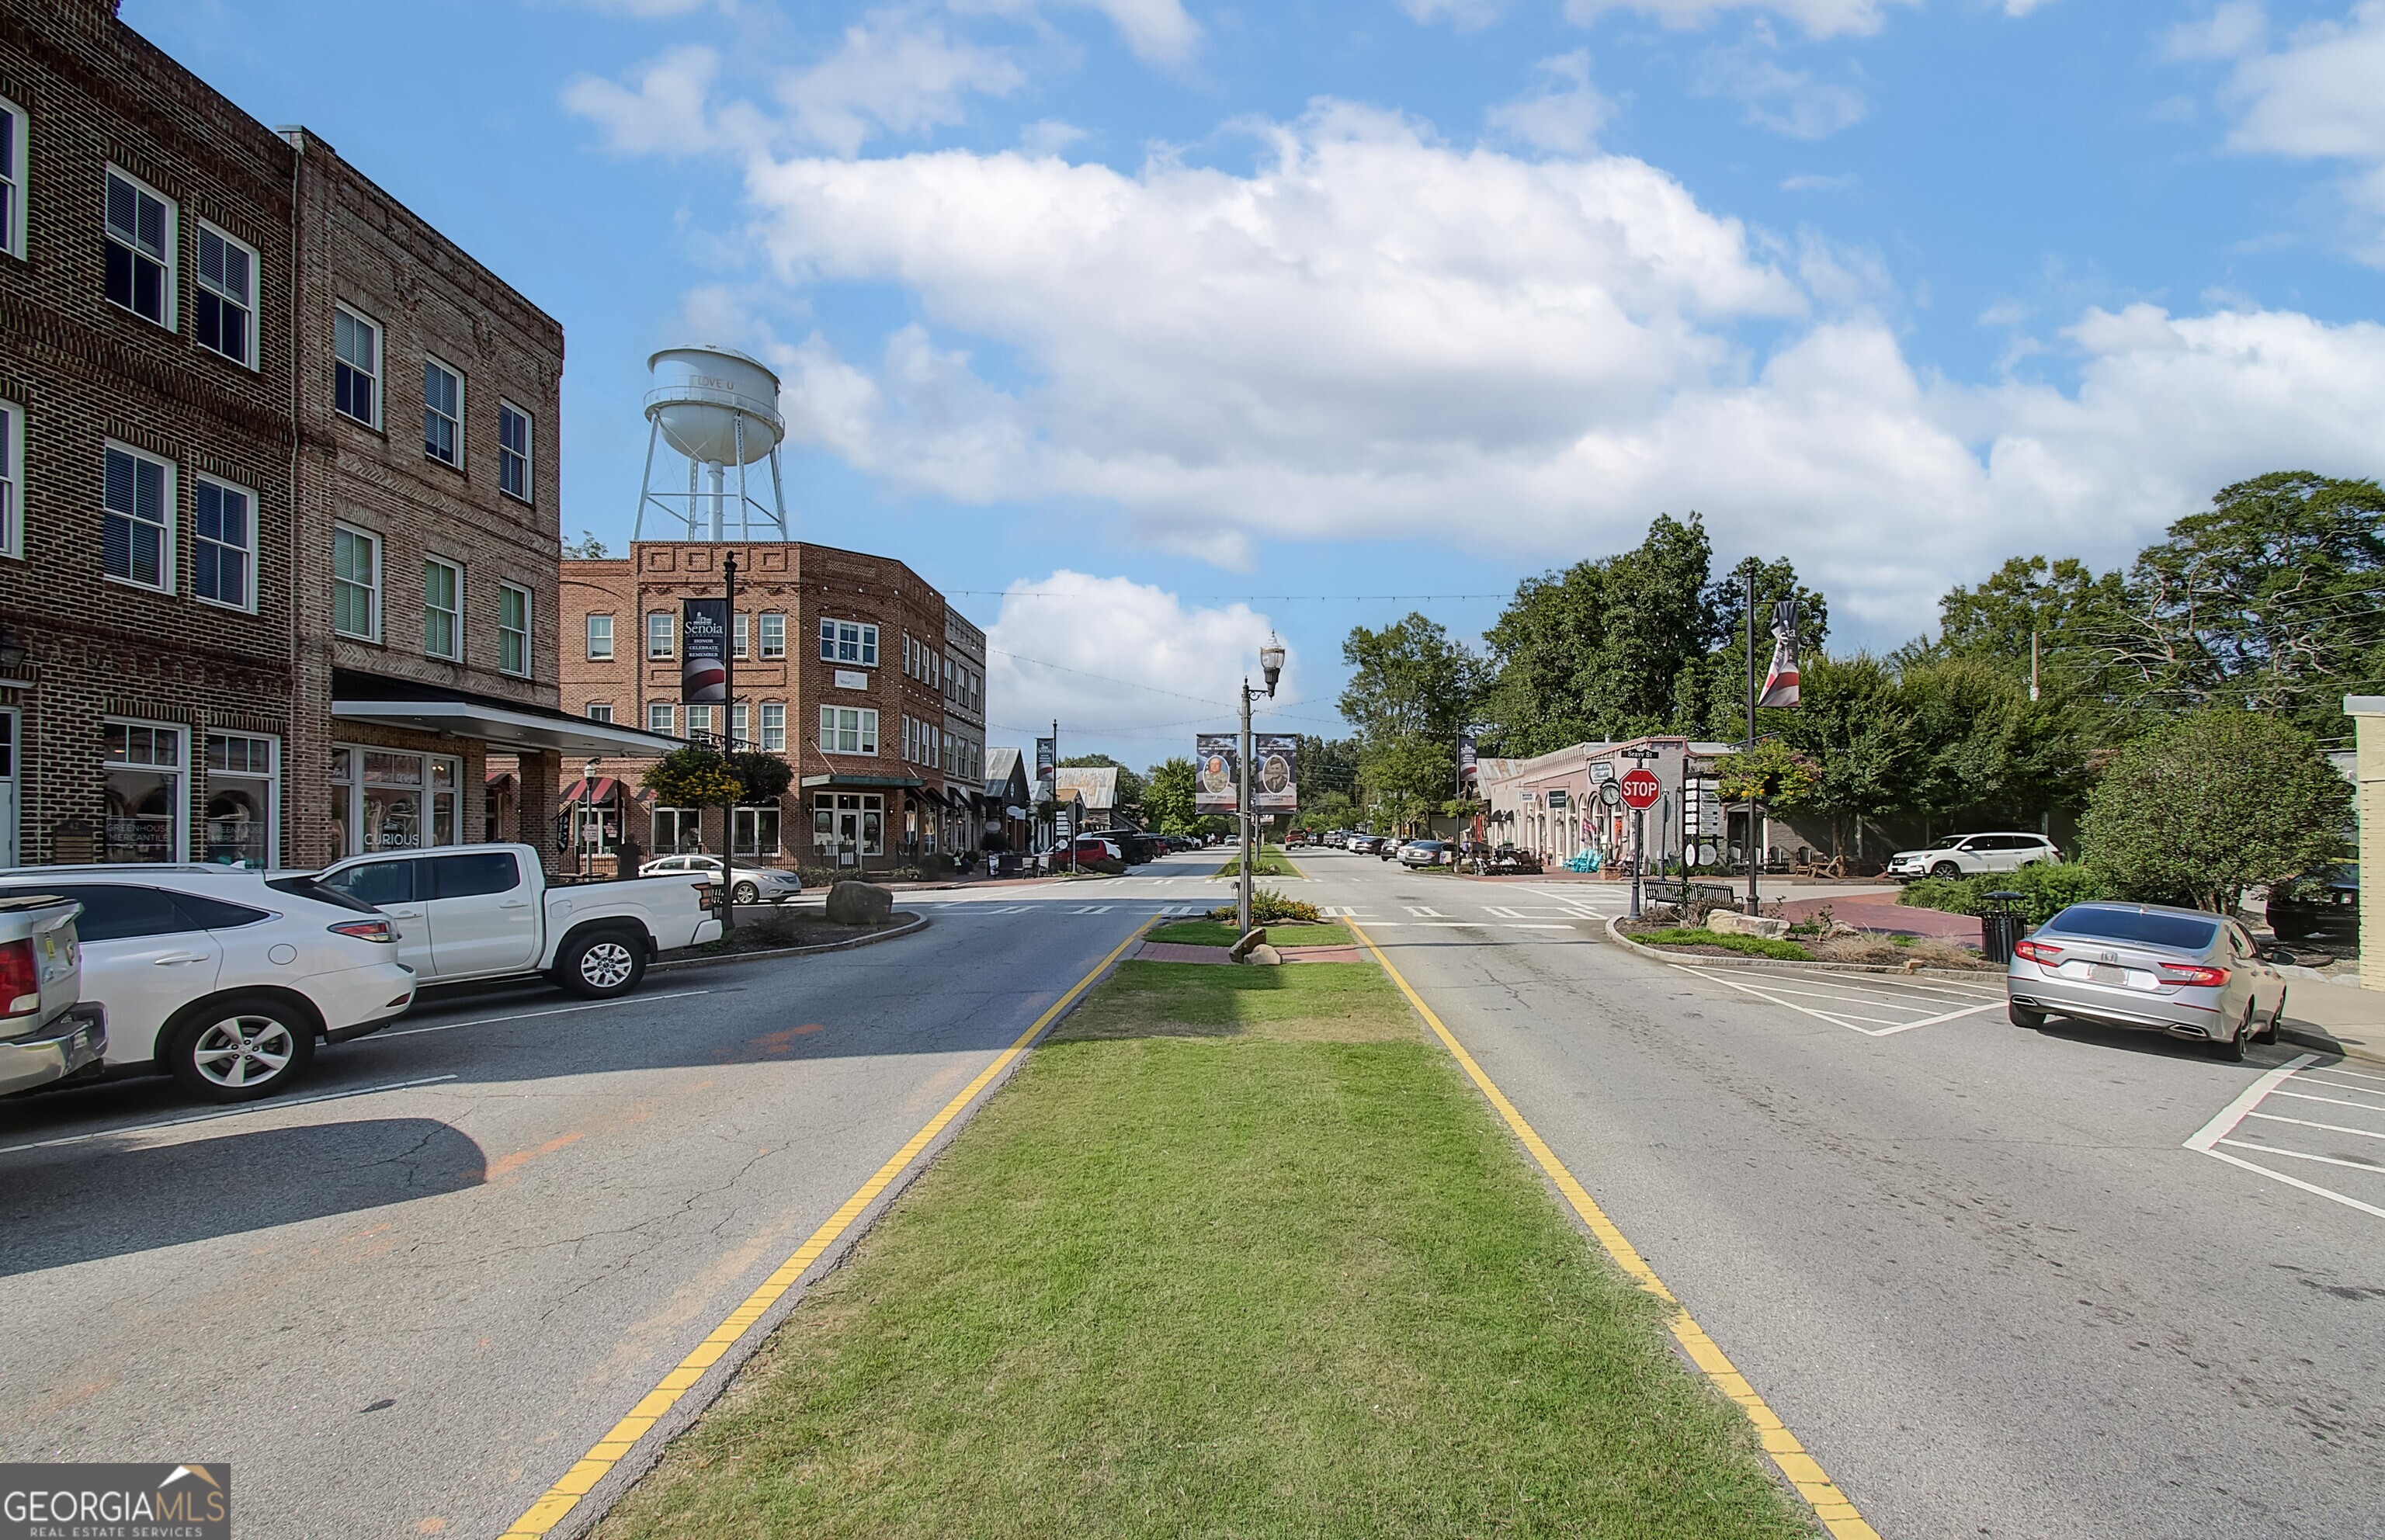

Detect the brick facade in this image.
[0,0,613,871]
[559,541,989,873]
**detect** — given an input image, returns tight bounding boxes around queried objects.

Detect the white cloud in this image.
[1562,0,1918,40]
[954,0,1202,64]
[1780,171,1857,192]
[1401,0,1505,29]
[779,9,1026,157]
[1488,51,1614,155]
[984,573,1283,741]
[564,45,753,156]
[1020,118,1089,155]
[2205,2,2385,258]
[2163,1,2267,61]
[1697,47,1866,138]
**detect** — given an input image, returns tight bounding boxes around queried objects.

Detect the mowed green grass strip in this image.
[595,962,1810,1540]
[1147,917,1357,949]
[1216,850,1304,878]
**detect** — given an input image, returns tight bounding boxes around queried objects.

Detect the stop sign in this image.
[1619,768,1661,810]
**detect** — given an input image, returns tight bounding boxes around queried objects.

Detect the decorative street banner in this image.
[1034,737,1056,803]
[1194,733,1238,813]
[681,598,730,704]
[1252,733,1299,813]
[1758,598,1801,709]
[1456,730,1477,782]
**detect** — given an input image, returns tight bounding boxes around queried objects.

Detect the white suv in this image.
[1887,833,2061,881]
[0,867,418,1103]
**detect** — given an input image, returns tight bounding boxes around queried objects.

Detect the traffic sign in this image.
[1619,768,1661,810]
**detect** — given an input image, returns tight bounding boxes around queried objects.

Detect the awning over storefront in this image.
[798,773,925,791]
[484,768,518,793]
[332,670,678,758]
[560,775,623,804]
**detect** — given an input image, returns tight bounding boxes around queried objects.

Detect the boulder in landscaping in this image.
[826,879,894,925]
[1707,910,1791,941]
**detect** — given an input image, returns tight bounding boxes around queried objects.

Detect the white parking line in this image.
[380,990,714,1039]
[2185,1054,2385,1222]
[1671,965,2003,1037]
[0,1074,464,1158]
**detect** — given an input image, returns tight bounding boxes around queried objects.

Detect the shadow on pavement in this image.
[0,1117,485,1278]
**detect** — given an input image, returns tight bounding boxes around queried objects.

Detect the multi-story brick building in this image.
[0,0,663,869]
[560,540,988,873]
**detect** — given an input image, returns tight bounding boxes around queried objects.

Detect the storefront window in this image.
[431,756,459,852]
[203,731,278,867]
[653,806,700,854]
[102,720,182,863]
[733,806,779,857]
[332,746,463,856]
[812,792,883,862]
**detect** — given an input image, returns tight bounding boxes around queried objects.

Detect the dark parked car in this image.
[2266,865,2357,949]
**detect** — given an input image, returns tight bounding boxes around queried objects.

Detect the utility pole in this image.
[1744,559,1760,916]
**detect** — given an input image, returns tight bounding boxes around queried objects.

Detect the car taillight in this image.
[0,937,37,1018]
[330,918,396,943]
[2012,938,2060,964]
[2157,962,2230,987]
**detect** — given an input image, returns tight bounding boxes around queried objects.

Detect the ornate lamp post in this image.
[1238,633,1286,938]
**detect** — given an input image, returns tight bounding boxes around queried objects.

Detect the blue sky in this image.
[127,0,2385,765]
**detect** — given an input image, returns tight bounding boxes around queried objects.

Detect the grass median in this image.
[1215,848,1303,879]
[1147,917,1357,949]
[595,958,1810,1540]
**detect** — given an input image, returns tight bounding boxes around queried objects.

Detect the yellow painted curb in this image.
[1348,919,1883,1540]
[498,921,1154,1540]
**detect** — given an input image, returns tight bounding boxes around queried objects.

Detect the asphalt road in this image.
[0,855,1227,1540]
[1300,848,2385,1540]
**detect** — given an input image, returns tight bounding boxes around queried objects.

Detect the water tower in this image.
[632,345,791,541]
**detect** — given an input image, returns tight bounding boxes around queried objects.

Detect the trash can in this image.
[1979,891,2025,964]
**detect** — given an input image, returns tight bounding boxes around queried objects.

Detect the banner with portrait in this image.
[1194,734,1238,813]
[1252,733,1298,812]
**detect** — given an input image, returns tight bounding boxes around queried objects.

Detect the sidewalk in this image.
[2278,971,2385,1066]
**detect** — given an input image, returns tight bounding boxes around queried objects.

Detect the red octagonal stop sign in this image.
[1619,768,1662,810]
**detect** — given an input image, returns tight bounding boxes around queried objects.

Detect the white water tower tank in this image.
[646,345,783,465]
[634,345,793,541]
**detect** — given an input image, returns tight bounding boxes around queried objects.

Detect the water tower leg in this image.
[632,419,662,541]
[687,458,700,539]
[734,414,749,545]
[769,446,789,537]
[707,463,726,541]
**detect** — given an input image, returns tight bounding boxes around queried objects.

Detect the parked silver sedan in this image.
[2006,901,2290,1061]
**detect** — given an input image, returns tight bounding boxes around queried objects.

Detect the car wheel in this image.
[2210,1002,2253,1063]
[1930,861,1962,879]
[2256,987,2286,1046]
[166,995,316,1103]
[2008,1001,2047,1029]
[558,927,647,999]
[733,880,760,905]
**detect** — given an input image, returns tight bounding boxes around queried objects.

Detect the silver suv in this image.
[1887,832,2060,880]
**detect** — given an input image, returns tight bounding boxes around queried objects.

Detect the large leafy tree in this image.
[1142,756,1198,834]
[1894,656,2088,839]
[1340,614,1483,824]
[1767,651,1911,857]
[2079,709,2351,912]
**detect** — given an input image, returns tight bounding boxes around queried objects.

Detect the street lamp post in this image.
[1238,633,1286,938]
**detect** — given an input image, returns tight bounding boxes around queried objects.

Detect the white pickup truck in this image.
[314,843,720,998]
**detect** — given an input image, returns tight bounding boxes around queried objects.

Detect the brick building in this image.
[0,0,662,869]
[559,540,988,873]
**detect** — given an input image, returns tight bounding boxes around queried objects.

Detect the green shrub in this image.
[1897,861,2113,924]
[1206,887,1322,924]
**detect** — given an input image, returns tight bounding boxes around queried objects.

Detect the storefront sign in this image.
[682,598,729,703]
[834,668,868,690]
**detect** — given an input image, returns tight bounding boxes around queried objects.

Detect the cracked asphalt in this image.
[1310,850,2385,1540]
[0,890,1156,1539]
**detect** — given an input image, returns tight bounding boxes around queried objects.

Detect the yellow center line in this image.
[498,920,1154,1540]
[1348,919,1883,1540]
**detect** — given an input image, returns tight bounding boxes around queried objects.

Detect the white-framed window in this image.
[760,702,786,751]
[686,704,715,739]
[497,400,532,502]
[0,397,20,559]
[422,556,462,659]
[647,701,675,736]
[103,718,186,863]
[102,441,173,592]
[585,612,613,661]
[733,611,748,660]
[646,610,673,658]
[818,617,877,666]
[733,806,780,858]
[818,705,877,755]
[651,806,700,854]
[332,524,381,640]
[193,220,256,368]
[328,744,462,855]
[813,791,884,858]
[335,306,380,427]
[730,701,748,747]
[586,702,614,723]
[193,474,255,612]
[104,166,173,328]
[1,94,29,262]
[498,583,532,677]
[423,356,463,467]
[203,730,278,868]
[759,612,786,659]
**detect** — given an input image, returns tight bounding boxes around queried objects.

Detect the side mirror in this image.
[2263,945,2298,967]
